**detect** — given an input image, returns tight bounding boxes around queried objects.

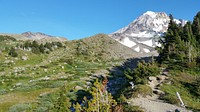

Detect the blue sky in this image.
[0,0,199,40]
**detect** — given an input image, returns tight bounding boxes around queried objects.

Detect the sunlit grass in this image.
[0,88,57,112]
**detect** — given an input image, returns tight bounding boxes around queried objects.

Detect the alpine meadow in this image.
[0,1,200,112]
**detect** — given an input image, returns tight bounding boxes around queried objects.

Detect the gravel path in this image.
[130,96,190,112]
[129,75,192,112]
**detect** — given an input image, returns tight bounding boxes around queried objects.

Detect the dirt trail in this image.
[130,74,192,112]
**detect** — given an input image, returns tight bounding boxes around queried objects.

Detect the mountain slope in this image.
[67,34,140,60]
[0,31,67,43]
[110,11,187,53]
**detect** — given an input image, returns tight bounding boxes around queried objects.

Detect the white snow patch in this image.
[144,11,156,18]
[131,31,154,38]
[140,39,153,47]
[120,37,136,47]
[143,48,150,53]
[134,46,140,52]
[151,17,170,32]
[155,42,162,47]
[174,19,181,24]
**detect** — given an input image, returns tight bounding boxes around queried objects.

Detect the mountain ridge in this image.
[0,31,67,42]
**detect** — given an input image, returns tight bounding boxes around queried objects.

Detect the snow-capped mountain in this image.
[110,11,187,53]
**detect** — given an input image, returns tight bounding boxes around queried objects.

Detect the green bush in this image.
[123,105,144,112]
[132,85,153,97]
[125,61,160,84]
[33,93,56,112]
[9,47,18,57]
[0,89,8,95]
[160,93,179,104]
[9,103,31,112]
[0,35,16,42]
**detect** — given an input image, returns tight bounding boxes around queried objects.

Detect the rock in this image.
[153,89,164,95]
[148,76,157,82]
[175,109,180,112]
[74,86,83,90]
[44,69,48,72]
[86,81,92,86]
[14,82,22,88]
[29,80,34,83]
[40,76,50,81]
[4,60,14,64]
[21,56,28,60]
[157,75,166,82]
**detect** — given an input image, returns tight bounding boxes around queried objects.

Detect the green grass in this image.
[160,71,200,111]
[132,85,153,97]
[0,38,125,111]
[0,88,57,112]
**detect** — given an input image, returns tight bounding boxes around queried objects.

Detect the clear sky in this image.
[0,0,199,40]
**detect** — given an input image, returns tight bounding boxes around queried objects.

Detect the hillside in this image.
[69,34,138,60]
[0,33,138,111]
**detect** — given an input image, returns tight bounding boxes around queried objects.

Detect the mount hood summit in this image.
[109,11,187,53]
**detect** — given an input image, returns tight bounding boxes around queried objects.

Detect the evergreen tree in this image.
[84,79,117,112]
[125,61,160,84]
[24,41,32,49]
[158,12,200,68]
[32,40,39,48]
[44,42,53,51]
[32,47,40,54]
[39,44,45,53]
[9,47,18,57]
[192,12,200,44]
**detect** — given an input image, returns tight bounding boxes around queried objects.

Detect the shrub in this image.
[0,89,7,95]
[160,93,179,104]
[125,60,160,84]
[0,35,16,42]
[132,85,153,97]
[123,105,144,112]
[9,103,31,112]
[8,47,18,57]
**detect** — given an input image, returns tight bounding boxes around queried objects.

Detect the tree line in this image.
[158,12,200,68]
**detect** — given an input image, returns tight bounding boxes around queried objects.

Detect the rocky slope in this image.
[0,31,67,42]
[110,11,187,53]
[68,34,140,60]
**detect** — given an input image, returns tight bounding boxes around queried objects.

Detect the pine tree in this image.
[32,47,40,54]
[44,42,53,51]
[158,12,200,68]
[86,79,117,112]
[9,47,18,57]
[32,41,39,47]
[24,41,31,49]
[192,12,200,43]
[39,44,45,53]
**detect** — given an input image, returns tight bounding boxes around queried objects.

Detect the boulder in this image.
[21,56,28,60]
[148,76,157,82]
